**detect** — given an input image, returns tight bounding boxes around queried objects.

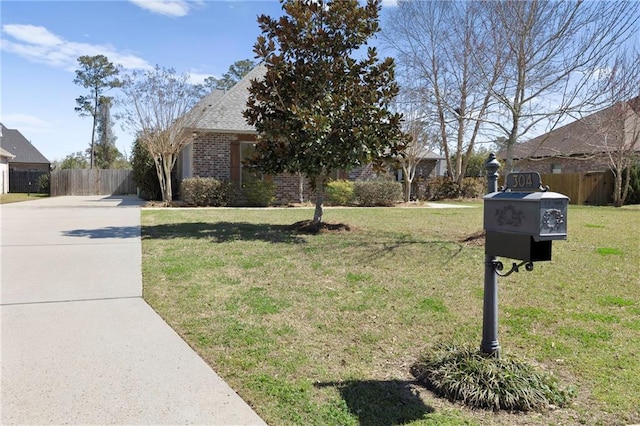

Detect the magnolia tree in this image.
[120,66,204,203]
[244,0,406,224]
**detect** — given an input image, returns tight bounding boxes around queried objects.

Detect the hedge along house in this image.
[178,64,380,204]
[502,96,640,175]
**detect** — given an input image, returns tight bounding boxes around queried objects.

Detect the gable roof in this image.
[0,123,50,164]
[502,97,640,160]
[191,64,266,134]
[416,147,444,160]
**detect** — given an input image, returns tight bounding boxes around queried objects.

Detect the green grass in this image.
[0,193,48,204]
[142,205,640,425]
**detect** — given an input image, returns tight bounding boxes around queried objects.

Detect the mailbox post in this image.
[481,154,501,356]
[480,154,569,358]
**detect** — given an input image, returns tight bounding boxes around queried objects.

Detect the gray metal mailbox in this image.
[484,173,569,262]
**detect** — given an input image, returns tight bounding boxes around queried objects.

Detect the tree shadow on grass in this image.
[142,221,308,244]
[315,379,434,425]
[360,238,465,265]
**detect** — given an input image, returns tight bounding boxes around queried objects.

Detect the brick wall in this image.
[348,164,378,181]
[190,131,398,204]
[513,154,611,174]
[192,133,235,179]
[273,173,314,204]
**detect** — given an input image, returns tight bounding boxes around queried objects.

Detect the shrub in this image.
[131,138,161,200]
[426,177,461,200]
[180,177,232,207]
[460,177,485,198]
[411,343,575,412]
[325,180,355,206]
[36,173,50,194]
[623,161,640,205]
[242,180,276,207]
[354,180,403,206]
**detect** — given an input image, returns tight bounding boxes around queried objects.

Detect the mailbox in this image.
[484,173,569,262]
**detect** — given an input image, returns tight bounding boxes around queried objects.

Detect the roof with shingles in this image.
[0,123,50,164]
[191,64,266,133]
[502,97,640,160]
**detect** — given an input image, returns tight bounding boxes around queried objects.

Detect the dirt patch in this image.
[288,220,353,235]
[459,230,485,246]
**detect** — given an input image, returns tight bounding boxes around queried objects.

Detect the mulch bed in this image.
[288,220,353,234]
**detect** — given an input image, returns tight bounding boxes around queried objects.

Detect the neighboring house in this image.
[1,146,15,194]
[179,64,392,204]
[501,97,640,174]
[0,123,51,193]
[393,147,446,200]
[0,123,51,172]
[394,147,446,181]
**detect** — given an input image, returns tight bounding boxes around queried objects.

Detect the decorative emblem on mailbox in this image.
[495,205,524,228]
[541,209,565,233]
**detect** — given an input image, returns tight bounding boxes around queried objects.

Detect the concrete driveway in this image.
[1,196,266,425]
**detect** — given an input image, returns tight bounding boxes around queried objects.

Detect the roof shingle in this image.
[0,123,50,164]
[191,64,266,133]
[502,97,640,160]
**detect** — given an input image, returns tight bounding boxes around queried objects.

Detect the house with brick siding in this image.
[502,97,640,174]
[178,64,383,204]
[179,64,445,204]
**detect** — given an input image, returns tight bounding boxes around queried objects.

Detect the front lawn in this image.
[0,193,48,204]
[142,205,639,425]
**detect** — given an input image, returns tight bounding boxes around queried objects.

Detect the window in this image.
[551,164,562,174]
[240,142,261,184]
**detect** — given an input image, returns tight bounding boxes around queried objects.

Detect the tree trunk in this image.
[402,165,412,202]
[613,169,623,207]
[299,173,304,204]
[162,155,174,203]
[313,174,325,224]
[90,115,97,170]
[153,154,174,204]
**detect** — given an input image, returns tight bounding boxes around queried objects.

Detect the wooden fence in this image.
[499,171,614,205]
[50,169,136,196]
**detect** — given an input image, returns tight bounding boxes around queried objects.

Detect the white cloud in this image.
[187,71,215,85]
[0,114,52,135]
[129,0,192,17]
[3,24,63,47]
[1,24,153,71]
[589,67,613,81]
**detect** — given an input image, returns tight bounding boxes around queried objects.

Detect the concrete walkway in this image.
[1,196,266,425]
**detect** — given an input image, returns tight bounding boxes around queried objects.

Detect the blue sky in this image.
[2,1,399,162]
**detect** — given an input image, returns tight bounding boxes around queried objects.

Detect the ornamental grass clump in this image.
[411,343,574,412]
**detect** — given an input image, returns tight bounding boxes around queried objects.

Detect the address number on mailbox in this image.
[505,172,544,192]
